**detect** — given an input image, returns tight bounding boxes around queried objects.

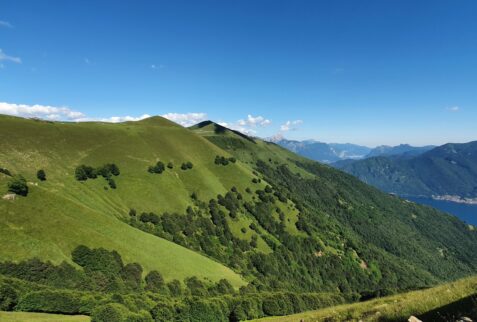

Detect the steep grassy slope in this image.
[0,115,251,286]
[1,115,477,289]
[252,275,477,322]
[1,116,477,321]
[191,121,314,178]
[335,141,477,198]
[192,122,477,293]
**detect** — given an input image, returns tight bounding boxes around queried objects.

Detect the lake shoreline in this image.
[432,195,477,205]
[405,196,477,226]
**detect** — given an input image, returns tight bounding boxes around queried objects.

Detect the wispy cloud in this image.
[447,106,460,112]
[0,49,21,64]
[161,112,207,126]
[150,64,165,70]
[280,120,303,132]
[0,20,13,28]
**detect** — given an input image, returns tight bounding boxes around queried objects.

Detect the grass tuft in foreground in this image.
[252,276,477,321]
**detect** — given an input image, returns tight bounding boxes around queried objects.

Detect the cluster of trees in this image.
[148,161,171,174]
[148,160,193,173]
[7,175,28,196]
[75,163,120,189]
[0,271,344,322]
[129,189,265,271]
[2,168,46,197]
[214,155,236,166]
[0,246,236,298]
[130,158,433,296]
[181,162,194,170]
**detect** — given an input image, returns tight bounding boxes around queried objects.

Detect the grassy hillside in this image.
[252,275,477,322]
[1,115,477,321]
[335,141,477,198]
[192,122,477,293]
[0,115,251,286]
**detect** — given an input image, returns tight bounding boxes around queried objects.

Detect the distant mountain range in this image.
[366,144,435,158]
[272,137,434,164]
[334,141,477,199]
[270,137,371,163]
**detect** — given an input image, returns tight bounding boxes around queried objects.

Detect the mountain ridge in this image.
[334,140,477,198]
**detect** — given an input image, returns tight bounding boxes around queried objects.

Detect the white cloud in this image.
[280,120,303,132]
[447,106,459,112]
[0,21,13,28]
[237,114,271,127]
[221,122,257,135]
[0,102,209,126]
[0,102,150,123]
[0,102,85,120]
[0,49,21,64]
[161,113,207,127]
[218,114,271,135]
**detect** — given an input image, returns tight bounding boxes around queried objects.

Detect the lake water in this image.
[406,196,477,226]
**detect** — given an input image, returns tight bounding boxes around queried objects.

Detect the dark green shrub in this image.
[72,245,124,279]
[75,164,119,184]
[0,258,88,290]
[166,279,182,297]
[75,165,96,181]
[181,162,194,170]
[7,175,28,196]
[167,162,174,169]
[125,310,153,322]
[37,169,46,181]
[215,279,235,295]
[150,301,175,322]
[185,276,208,296]
[16,290,95,314]
[107,177,117,189]
[0,167,12,176]
[121,263,143,291]
[107,163,120,176]
[145,271,164,292]
[91,303,129,322]
[139,212,160,225]
[148,161,165,174]
[187,298,228,322]
[0,284,18,311]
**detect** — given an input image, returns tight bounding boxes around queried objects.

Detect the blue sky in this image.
[1,0,477,146]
